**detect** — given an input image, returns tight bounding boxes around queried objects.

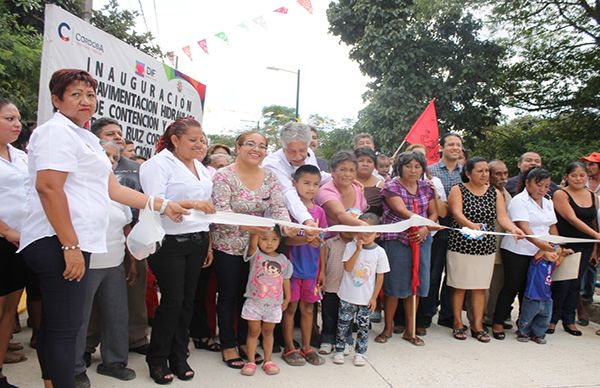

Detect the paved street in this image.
[7,310,600,388]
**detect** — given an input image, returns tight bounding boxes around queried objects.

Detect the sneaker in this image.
[530,336,547,345]
[353,354,366,367]
[75,371,91,388]
[332,352,345,365]
[516,332,529,343]
[318,343,332,355]
[343,344,352,356]
[97,363,136,381]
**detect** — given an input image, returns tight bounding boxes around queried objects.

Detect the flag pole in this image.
[391,139,407,160]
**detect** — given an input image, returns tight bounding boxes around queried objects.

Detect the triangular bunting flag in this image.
[197,39,208,54]
[166,51,175,66]
[274,6,288,14]
[297,0,313,14]
[238,22,250,30]
[182,45,192,61]
[215,32,229,44]
[253,16,267,29]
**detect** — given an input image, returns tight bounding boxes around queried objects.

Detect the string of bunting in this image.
[165,0,313,65]
[186,211,600,245]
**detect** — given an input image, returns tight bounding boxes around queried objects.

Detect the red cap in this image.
[580,152,600,163]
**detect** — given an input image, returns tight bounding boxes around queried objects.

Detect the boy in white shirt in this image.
[332,213,390,366]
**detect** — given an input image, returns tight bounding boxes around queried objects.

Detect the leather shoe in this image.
[97,363,136,381]
[129,343,149,355]
[563,324,582,336]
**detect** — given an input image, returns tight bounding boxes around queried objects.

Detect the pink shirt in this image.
[315,181,367,226]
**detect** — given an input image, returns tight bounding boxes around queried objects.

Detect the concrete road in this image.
[6,313,600,388]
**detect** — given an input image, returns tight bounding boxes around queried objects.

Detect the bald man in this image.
[505,152,558,197]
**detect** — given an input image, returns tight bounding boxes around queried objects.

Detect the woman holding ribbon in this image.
[446,157,522,343]
[211,131,291,369]
[375,151,438,346]
[18,69,187,388]
[549,161,599,336]
[140,116,215,384]
[491,168,560,340]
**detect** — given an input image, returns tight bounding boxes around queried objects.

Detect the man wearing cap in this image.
[581,152,600,195]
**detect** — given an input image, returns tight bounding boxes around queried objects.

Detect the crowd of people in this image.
[0,68,599,388]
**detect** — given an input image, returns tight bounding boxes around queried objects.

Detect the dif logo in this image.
[135,61,157,78]
[58,22,71,42]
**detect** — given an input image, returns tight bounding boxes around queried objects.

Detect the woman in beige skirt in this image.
[447,157,523,343]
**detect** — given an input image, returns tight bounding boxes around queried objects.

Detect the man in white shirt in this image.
[262,122,330,229]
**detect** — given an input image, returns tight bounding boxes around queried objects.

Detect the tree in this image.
[259,105,296,147]
[0,0,161,122]
[317,119,358,161]
[487,0,600,114]
[327,0,505,154]
[472,113,600,181]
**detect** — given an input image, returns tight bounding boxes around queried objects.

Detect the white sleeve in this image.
[30,125,79,172]
[139,157,169,198]
[507,197,529,222]
[342,241,355,262]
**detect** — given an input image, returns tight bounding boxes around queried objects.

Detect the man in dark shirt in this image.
[90,118,149,355]
[506,151,558,197]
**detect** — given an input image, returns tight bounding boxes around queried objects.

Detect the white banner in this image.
[38,4,206,158]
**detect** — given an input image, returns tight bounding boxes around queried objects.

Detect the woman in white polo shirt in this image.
[0,98,29,388]
[139,116,215,385]
[492,168,560,339]
[18,69,187,388]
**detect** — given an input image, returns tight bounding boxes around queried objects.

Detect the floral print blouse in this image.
[211,165,291,256]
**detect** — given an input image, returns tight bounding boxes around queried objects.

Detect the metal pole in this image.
[83,0,93,21]
[295,69,300,119]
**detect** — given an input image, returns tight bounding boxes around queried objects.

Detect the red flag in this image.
[197,39,208,54]
[410,199,420,295]
[274,6,288,14]
[182,45,192,61]
[404,98,440,164]
[297,0,313,14]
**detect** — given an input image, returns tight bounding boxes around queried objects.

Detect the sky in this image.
[94,0,371,136]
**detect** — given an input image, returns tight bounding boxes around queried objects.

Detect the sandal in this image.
[192,337,221,352]
[300,349,325,366]
[452,327,467,341]
[393,325,405,334]
[492,331,505,340]
[148,363,174,385]
[222,350,245,369]
[238,347,263,365]
[262,361,280,375]
[375,333,391,343]
[470,329,490,343]
[402,336,425,347]
[240,362,256,376]
[3,351,26,364]
[282,348,306,366]
[170,359,194,381]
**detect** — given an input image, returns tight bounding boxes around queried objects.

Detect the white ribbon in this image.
[186,211,600,245]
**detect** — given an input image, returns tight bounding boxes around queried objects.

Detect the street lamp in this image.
[266,66,300,119]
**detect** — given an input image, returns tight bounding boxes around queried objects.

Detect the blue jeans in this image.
[518,297,552,338]
[418,232,453,326]
[580,261,597,302]
[336,300,370,355]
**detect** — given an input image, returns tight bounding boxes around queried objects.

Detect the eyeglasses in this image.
[242,141,268,151]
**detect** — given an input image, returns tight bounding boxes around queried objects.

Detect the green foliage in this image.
[327,0,505,154]
[0,0,162,122]
[317,119,358,161]
[487,0,600,114]
[259,105,296,147]
[472,113,600,181]
[0,0,43,122]
[207,133,238,148]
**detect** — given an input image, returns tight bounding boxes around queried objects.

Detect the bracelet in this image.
[61,244,80,251]
[158,199,170,215]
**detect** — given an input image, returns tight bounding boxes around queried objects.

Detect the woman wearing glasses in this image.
[211,131,291,369]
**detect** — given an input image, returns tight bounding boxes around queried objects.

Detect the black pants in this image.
[551,243,593,325]
[21,236,90,388]
[493,249,531,325]
[146,233,208,365]
[189,263,215,339]
[214,250,249,349]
